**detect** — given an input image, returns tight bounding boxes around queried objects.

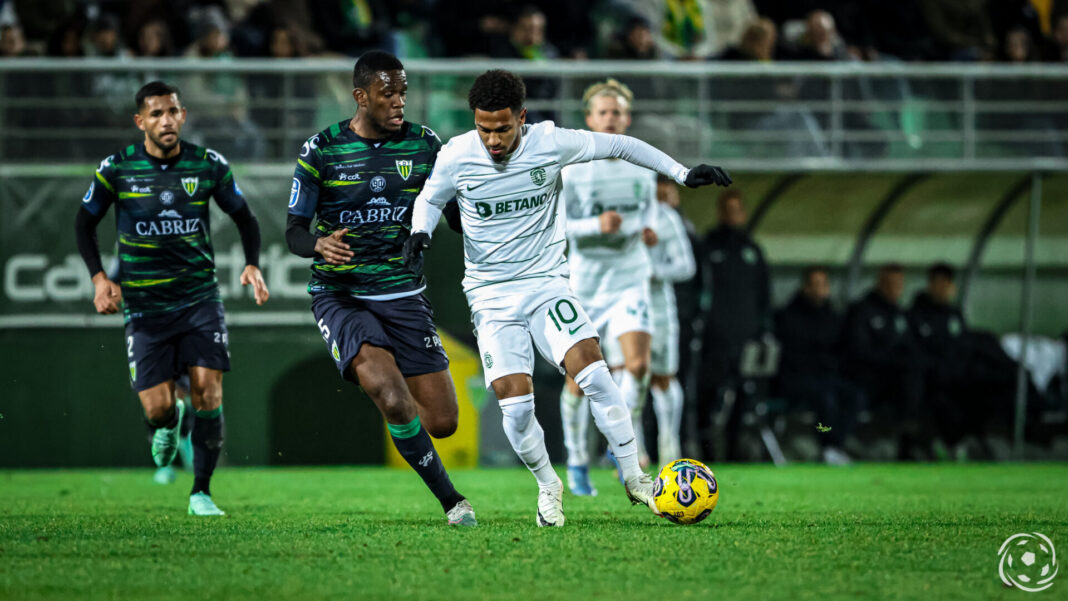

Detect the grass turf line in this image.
[1,464,1066,601]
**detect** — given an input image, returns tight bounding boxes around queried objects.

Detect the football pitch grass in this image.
[2,464,1065,601]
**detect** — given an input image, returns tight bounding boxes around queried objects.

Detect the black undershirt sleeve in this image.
[228,204,262,267]
[443,199,462,234]
[74,206,106,277]
[286,213,319,258]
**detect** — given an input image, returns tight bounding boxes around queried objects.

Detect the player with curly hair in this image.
[404,69,730,526]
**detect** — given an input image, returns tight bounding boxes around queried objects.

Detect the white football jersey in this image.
[648,202,696,325]
[562,159,657,299]
[412,120,691,306]
[414,121,597,302]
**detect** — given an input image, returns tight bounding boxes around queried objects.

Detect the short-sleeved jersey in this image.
[562,159,657,299]
[82,142,246,322]
[288,120,441,299]
[413,121,596,304]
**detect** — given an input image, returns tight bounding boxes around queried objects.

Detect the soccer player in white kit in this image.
[648,175,697,463]
[559,79,658,496]
[404,70,730,526]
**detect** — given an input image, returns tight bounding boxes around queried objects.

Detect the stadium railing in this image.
[1,58,1068,170]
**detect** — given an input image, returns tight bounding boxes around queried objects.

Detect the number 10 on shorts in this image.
[547,299,584,335]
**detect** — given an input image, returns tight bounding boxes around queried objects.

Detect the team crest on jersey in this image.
[160,190,175,206]
[395,160,413,180]
[181,177,199,196]
[530,167,546,186]
[483,352,494,368]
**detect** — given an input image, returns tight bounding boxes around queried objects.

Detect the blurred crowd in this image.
[675,188,1068,464]
[3,0,1068,64]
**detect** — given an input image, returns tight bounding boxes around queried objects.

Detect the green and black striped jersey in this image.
[288,120,441,299]
[82,142,247,321]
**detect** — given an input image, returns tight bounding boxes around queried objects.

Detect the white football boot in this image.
[624,472,660,515]
[536,477,565,527]
[446,499,477,526]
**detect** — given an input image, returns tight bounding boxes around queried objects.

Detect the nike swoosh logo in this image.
[465,181,489,191]
[568,325,583,335]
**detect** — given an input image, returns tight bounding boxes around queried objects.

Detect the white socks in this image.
[499,394,558,488]
[652,377,684,461]
[616,369,650,462]
[573,360,641,481]
[559,388,589,466]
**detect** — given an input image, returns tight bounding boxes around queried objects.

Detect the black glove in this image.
[402,232,431,265]
[443,200,462,234]
[684,164,732,188]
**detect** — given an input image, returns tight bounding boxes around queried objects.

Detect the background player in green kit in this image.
[285,52,475,526]
[75,81,269,516]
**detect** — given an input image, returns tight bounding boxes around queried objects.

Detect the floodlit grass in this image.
[1,464,1065,600]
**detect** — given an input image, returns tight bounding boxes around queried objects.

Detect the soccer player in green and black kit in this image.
[286,51,475,526]
[75,81,269,516]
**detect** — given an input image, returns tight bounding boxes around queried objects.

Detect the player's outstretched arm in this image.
[683,164,732,188]
[587,132,731,188]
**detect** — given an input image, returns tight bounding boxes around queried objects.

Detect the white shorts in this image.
[649,283,679,375]
[471,278,600,387]
[650,317,679,375]
[580,284,651,367]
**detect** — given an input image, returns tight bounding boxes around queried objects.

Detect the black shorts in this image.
[311,292,449,381]
[124,301,231,392]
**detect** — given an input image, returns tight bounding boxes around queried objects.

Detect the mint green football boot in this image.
[152,466,177,484]
[188,492,226,516]
[151,399,185,468]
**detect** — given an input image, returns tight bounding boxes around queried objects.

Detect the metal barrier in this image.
[2,58,1068,170]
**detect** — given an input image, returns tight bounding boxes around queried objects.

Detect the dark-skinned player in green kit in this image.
[285,51,474,526]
